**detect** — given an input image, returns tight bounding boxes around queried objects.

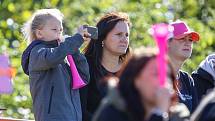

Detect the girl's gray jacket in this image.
[21,34,90,121]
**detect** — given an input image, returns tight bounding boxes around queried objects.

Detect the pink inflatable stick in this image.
[67,55,86,89]
[151,23,170,87]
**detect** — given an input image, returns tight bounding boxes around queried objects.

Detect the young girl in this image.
[21,9,90,121]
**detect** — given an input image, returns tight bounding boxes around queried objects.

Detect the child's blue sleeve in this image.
[29,34,84,71]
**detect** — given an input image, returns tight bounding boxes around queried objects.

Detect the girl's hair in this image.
[84,11,131,81]
[118,47,177,121]
[21,8,64,43]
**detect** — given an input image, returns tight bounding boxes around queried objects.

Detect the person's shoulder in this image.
[86,55,93,64]
[85,56,95,70]
[192,67,214,82]
[86,55,102,71]
[29,43,47,57]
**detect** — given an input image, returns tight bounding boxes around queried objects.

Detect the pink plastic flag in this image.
[0,54,14,94]
[67,55,86,89]
[151,23,172,87]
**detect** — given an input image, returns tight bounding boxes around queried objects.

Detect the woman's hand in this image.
[155,88,172,113]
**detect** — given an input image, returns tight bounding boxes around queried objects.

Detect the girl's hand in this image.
[155,88,172,112]
[77,25,91,42]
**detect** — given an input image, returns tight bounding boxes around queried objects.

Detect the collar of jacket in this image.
[197,67,215,85]
[38,39,59,46]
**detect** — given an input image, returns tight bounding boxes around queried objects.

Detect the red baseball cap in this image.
[170,21,200,42]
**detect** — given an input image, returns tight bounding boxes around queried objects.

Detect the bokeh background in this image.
[0,0,215,119]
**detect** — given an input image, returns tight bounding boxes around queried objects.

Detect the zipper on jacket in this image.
[71,97,79,120]
[48,86,54,114]
[64,63,80,120]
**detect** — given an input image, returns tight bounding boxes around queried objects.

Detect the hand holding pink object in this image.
[67,54,86,89]
[151,23,172,87]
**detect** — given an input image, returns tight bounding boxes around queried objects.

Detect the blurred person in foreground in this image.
[92,47,190,121]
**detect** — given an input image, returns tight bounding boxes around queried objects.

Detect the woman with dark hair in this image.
[80,12,131,121]
[93,47,190,121]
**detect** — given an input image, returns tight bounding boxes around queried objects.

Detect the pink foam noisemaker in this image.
[67,55,86,89]
[0,54,14,94]
[151,23,171,87]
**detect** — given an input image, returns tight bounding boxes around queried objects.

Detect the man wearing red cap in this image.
[168,20,200,113]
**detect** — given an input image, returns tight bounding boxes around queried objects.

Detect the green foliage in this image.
[0,0,214,119]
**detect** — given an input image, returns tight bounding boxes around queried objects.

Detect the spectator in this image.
[192,53,215,101]
[21,8,90,121]
[80,12,131,121]
[168,20,200,112]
